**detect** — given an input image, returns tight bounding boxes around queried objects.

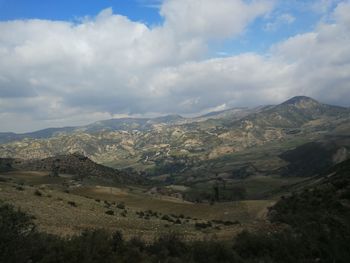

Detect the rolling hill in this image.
[0,153,143,184]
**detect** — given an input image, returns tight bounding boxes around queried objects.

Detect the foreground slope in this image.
[1,160,349,263]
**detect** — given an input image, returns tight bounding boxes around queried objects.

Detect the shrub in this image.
[67,201,77,207]
[223,220,239,226]
[34,189,42,196]
[148,233,187,260]
[117,202,125,209]
[105,210,114,216]
[175,219,182,224]
[0,203,36,262]
[16,186,24,191]
[195,221,212,230]
[161,215,175,223]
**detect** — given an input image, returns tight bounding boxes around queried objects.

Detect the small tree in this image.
[49,160,60,177]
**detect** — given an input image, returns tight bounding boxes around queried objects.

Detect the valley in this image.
[0,170,274,241]
[1,96,349,243]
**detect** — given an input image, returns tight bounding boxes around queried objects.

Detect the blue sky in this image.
[0,0,333,55]
[0,0,163,26]
[0,0,349,132]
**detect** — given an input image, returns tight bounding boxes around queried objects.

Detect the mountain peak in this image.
[281,96,320,108]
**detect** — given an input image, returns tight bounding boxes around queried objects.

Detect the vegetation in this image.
[183,184,247,203]
[2,157,350,263]
[67,201,77,207]
[34,189,42,196]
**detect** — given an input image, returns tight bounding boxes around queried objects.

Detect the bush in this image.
[67,201,77,207]
[105,210,114,216]
[34,189,42,196]
[174,219,182,224]
[161,214,175,223]
[117,202,125,209]
[148,233,188,260]
[16,186,24,191]
[223,220,239,226]
[0,203,36,263]
[195,221,212,230]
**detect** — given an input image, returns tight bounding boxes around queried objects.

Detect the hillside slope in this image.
[0,153,143,184]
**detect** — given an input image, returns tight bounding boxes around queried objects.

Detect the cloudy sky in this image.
[0,0,349,133]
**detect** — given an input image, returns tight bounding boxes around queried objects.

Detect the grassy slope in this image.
[0,171,273,241]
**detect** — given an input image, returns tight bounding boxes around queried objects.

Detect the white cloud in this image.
[0,0,349,132]
[264,13,296,31]
[161,0,274,39]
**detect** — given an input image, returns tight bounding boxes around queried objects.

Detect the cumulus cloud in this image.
[0,0,349,132]
[160,0,274,39]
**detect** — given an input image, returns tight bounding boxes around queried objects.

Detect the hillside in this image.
[1,159,349,263]
[271,158,350,223]
[0,153,143,184]
[279,136,350,177]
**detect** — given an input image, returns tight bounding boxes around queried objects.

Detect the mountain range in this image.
[0,96,349,179]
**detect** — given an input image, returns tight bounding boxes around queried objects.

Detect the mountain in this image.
[0,127,77,144]
[230,96,349,129]
[0,96,349,177]
[150,114,185,124]
[0,115,187,145]
[0,133,18,144]
[196,107,254,121]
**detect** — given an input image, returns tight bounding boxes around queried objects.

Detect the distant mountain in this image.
[230,96,350,129]
[150,114,185,124]
[197,107,253,120]
[0,133,18,144]
[0,96,349,176]
[0,127,77,144]
[0,115,188,144]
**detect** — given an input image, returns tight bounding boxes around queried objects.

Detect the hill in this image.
[279,136,350,177]
[0,153,144,184]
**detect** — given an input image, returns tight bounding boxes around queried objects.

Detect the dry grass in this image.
[0,171,274,241]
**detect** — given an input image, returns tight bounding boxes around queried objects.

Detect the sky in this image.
[0,0,349,133]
